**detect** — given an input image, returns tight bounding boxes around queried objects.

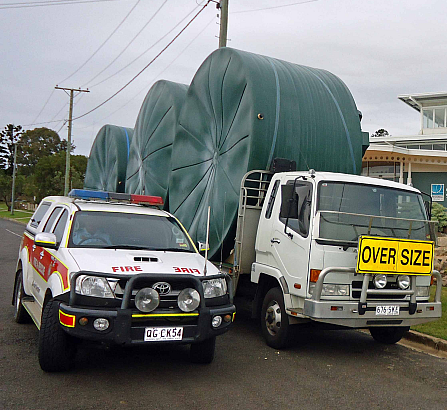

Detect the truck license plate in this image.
[144,327,183,341]
[375,305,400,316]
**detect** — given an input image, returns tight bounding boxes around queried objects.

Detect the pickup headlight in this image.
[202,278,227,298]
[75,276,114,298]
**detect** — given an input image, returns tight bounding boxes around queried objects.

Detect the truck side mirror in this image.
[197,241,209,252]
[280,185,298,219]
[34,232,58,250]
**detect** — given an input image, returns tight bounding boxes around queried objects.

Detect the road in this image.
[1,218,446,410]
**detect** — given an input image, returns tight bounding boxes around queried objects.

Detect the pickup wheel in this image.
[190,337,216,364]
[369,326,410,344]
[38,299,77,372]
[261,287,290,349]
[13,270,31,324]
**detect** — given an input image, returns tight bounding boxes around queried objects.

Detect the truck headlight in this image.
[397,275,410,290]
[416,286,430,298]
[202,278,227,298]
[373,274,387,289]
[321,284,350,296]
[76,276,114,298]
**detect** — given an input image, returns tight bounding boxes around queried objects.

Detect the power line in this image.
[73,0,211,121]
[79,15,215,128]
[232,0,318,14]
[87,3,200,88]
[59,0,141,84]
[31,89,55,124]
[82,0,169,88]
[0,0,123,10]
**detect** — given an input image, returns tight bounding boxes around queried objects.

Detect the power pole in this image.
[218,0,229,48]
[55,86,89,196]
[10,142,18,216]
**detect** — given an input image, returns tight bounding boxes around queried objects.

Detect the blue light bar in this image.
[68,189,109,200]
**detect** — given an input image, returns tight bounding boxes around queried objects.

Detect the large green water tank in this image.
[125,80,188,203]
[169,47,365,258]
[84,124,133,193]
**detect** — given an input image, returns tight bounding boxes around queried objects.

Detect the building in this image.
[362,92,447,207]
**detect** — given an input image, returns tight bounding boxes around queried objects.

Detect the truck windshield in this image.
[68,211,195,252]
[317,182,434,243]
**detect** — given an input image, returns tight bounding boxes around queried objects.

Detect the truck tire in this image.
[261,287,290,349]
[38,298,76,372]
[369,326,410,344]
[190,337,216,364]
[13,270,31,324]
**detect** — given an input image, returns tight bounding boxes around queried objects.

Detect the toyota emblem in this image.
[152,282,171,295]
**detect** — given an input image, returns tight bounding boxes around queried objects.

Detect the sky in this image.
[1,0,446,156]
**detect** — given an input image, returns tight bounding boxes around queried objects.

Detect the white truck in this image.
[227,168,442,348]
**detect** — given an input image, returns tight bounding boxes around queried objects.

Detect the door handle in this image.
[271,238,281,244]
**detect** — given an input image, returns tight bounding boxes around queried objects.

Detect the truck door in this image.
[270,179,314,298]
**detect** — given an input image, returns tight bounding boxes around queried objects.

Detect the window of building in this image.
[423,107,447,129]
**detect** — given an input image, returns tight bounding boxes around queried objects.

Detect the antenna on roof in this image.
[203,206,211,276]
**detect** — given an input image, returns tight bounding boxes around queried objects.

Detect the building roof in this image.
[398,92,447,111]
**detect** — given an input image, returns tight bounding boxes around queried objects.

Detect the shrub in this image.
[431,202,447,232]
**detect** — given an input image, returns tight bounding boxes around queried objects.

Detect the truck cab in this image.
[233,170,442,348]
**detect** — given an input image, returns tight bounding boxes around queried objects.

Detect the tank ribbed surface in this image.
[169,47,364,258]
[125,80,188,203]
[84,124,133,193]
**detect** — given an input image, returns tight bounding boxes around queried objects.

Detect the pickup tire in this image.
[13,270,31,324]
[38,299,77,372]
[190,337,216,364]
[261,287,290,349]
[369,326,410,344]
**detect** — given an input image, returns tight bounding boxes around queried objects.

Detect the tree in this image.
[0,124,22,175]
[371,129,390,138]
[33,152,87,201]
[19,127,74,175]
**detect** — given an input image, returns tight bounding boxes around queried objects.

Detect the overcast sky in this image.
[1,0,445,156]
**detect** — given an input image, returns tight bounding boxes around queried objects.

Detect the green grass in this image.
[412,286,447,340]
[0,202,32,224]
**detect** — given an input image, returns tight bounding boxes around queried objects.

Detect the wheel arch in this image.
[252,273,284,319]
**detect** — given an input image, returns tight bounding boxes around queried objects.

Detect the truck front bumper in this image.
[303,268,442,328]
[303,299,441,327]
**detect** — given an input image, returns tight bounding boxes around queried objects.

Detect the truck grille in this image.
[351,280,407,300]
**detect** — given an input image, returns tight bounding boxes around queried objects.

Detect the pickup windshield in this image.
[317,182,434,244]
[68,211,194,252]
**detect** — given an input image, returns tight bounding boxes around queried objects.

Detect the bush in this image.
[432,202,447,232]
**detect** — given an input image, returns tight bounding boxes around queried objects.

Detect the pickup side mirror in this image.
[280,185,298,219]
[35,232,58,249]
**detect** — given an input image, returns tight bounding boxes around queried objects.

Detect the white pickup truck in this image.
[229,169,442,348]
[12,190,235,371]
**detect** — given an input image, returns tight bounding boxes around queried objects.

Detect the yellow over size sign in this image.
[356,236,434,275]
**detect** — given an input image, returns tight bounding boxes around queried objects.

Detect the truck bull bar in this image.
[303,267,442,326]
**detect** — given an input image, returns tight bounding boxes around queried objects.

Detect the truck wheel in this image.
[38,299,76,372]
[190,337,216,364]
[13,270,31,324]
[261,287,290,349]
[369,326,410,344]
